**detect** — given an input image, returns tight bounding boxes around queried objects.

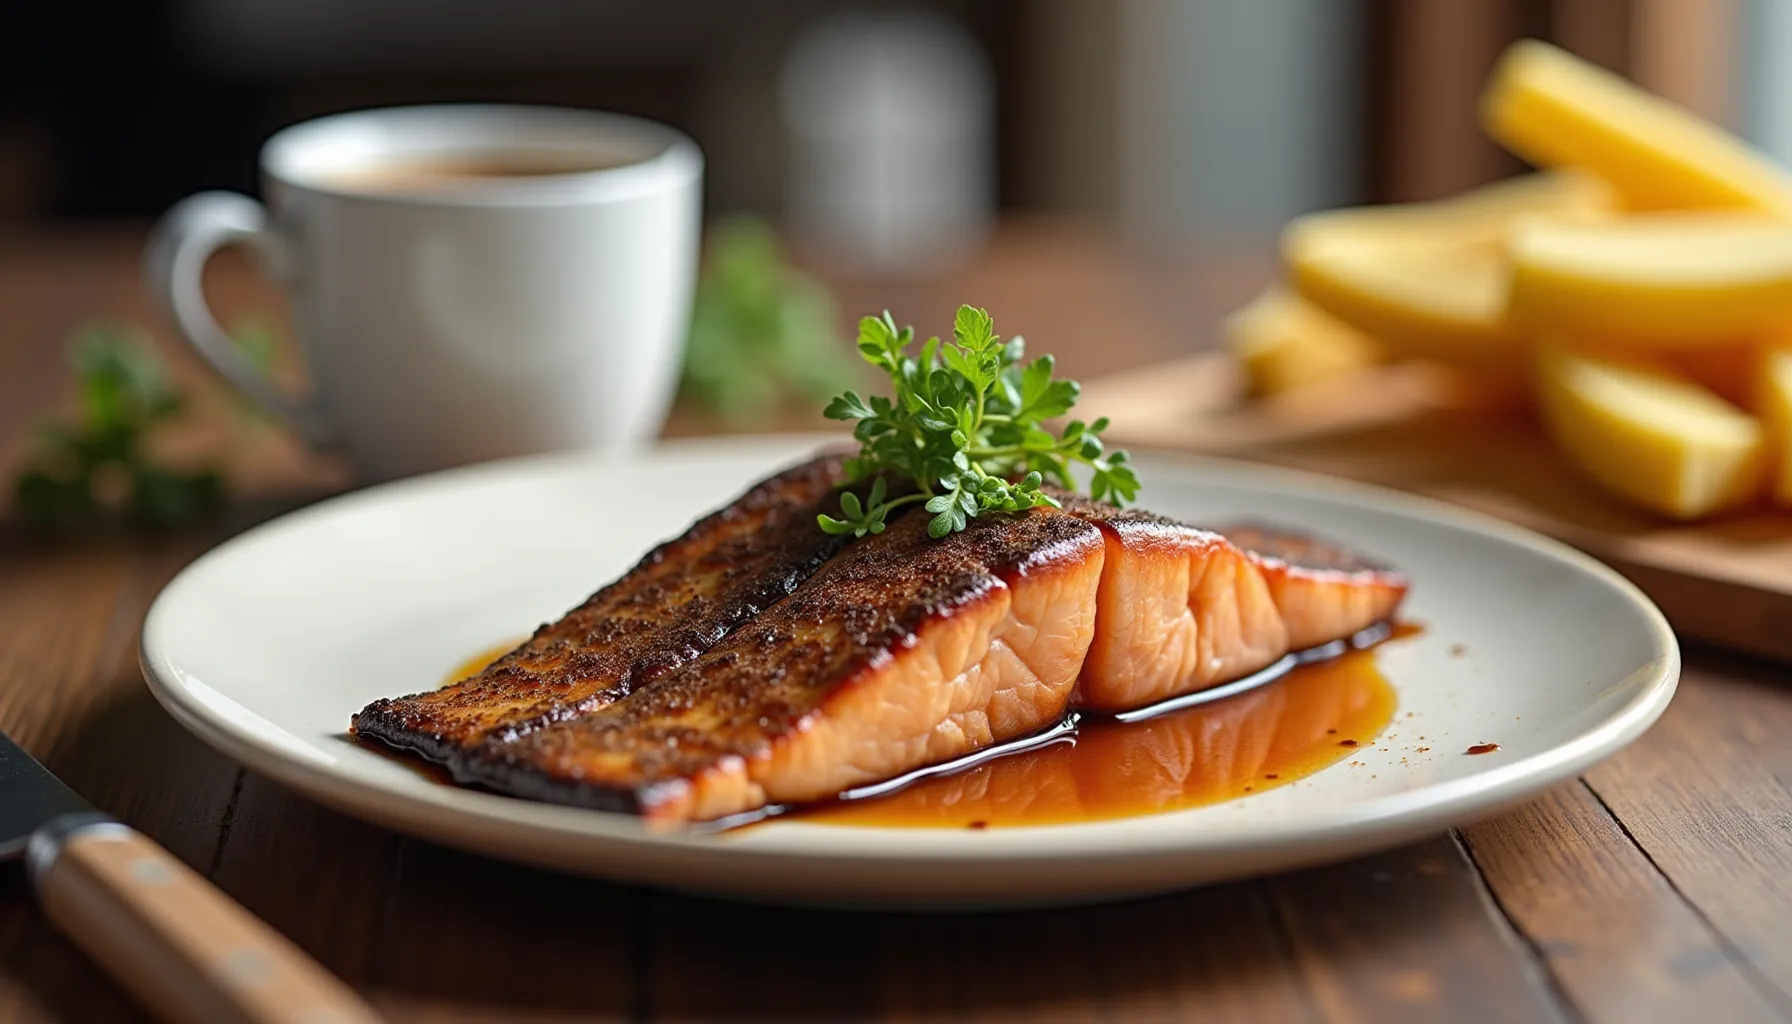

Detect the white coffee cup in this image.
[146,105,702,481]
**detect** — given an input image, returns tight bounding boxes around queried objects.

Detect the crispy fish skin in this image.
[351,454,852,766]
[456,506,1106,825]
[1214,522,1410,652]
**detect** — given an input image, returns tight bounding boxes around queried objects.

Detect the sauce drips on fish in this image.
[442,641,524,687]
[403,625,1409,828]
[799,639,1397,829]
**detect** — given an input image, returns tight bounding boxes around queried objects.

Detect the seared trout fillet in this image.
[1059,498,1289,712]
[828,646,1388,825]
[456,506,1106,825]
[1215,523,1409,652]
[1060,497,1408,712]
[352,455,852,767]
[355,459,1408,826]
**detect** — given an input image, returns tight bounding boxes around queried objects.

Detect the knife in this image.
[0,731,382,1023]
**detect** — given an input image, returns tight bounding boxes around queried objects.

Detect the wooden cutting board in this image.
[1081,354,1792,663]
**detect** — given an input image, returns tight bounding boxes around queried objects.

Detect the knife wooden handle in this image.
[33,822,382,1023]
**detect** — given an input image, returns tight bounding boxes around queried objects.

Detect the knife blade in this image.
[0,731,104,862]
[0,727,382,1022]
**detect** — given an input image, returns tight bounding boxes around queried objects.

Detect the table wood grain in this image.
[1,225,1788,1023]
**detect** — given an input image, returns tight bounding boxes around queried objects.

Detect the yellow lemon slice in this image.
[1509,213,1792,345]
[1291,233,1518,368]
[1538,344,1766,518]
[1483,39,1792,214]
[1287,173,1611,369]
[1293,171,1614,246]
[1225,287,1382,396]
[1754,345,1792,503]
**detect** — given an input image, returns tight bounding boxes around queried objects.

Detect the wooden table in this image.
[2,225,1790,1023]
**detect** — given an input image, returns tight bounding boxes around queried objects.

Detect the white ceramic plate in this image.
[141,436,1678,907]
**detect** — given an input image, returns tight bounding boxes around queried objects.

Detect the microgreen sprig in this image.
[680,215,860,423]
[12,325,223,531]
[818,305,1139,539]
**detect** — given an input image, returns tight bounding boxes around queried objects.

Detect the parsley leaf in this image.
[817,304,1139,539]
[11,324,224,532]
[681,216,861,424]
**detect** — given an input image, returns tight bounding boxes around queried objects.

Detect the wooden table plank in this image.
[44,535,249,869]
[0,228,156,455]
[1266,835,1570,1023]
[645,894,890,1022]
[645,882,1312,1023]
[207,773,400,989]
[1581,656,1792,1011]
[0,536,154,1022]
[370,839,636,1022]
[0,518,319,1021]
[1463,779,1784,1022]
[1075,885,1314,1024]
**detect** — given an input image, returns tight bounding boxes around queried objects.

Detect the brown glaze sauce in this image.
[800,636,1399,830]
[393,624,1414,829]
[443,641,525,687]
[363,741,457,785]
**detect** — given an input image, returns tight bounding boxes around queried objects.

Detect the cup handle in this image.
[144,191,333,448]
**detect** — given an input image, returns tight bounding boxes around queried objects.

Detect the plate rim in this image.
[139,434,1680,869]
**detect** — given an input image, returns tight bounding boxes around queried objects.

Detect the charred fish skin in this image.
[350,453,855,767]
[456,505,1108,826]
[1212,521,1403,577]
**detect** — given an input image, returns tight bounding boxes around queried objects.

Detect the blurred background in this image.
[2,0,1786,516]
[1,0,1779,249]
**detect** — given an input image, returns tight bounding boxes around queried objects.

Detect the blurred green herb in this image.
[229,315,279,377]
[222,314,282,427]
[12,325,223,531]
[681,215,859,422]
[819,305,1140,540]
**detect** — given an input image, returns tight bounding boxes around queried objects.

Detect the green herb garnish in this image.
[12,325,222,531]
[819,305,1139,539]
[681,215,860,423]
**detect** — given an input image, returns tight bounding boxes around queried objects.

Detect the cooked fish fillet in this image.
[1214,522,1409,652]
[352,455,852,766]
[454,506,1106,825]
[1056,498,1288,711]
[356,458,1409,827]
[824,647,1387,824]
[1059,497,1407,712]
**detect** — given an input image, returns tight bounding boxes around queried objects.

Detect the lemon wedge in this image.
[1537,344,1766,518]
[1292,171,1614,246]
[1668,344,1760,411]
[1225,288,1381,396]
[1754,345,1792,503]
[1509,213,1792,344]
[1286,173,1611,369]
[1483,39,1792,214]
[1290,233,1517,368]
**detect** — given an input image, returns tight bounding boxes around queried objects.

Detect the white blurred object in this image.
[780,10,994,275]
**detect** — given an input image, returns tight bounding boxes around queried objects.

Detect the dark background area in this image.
[5,0,1025,219]
[0,1,1753,238]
